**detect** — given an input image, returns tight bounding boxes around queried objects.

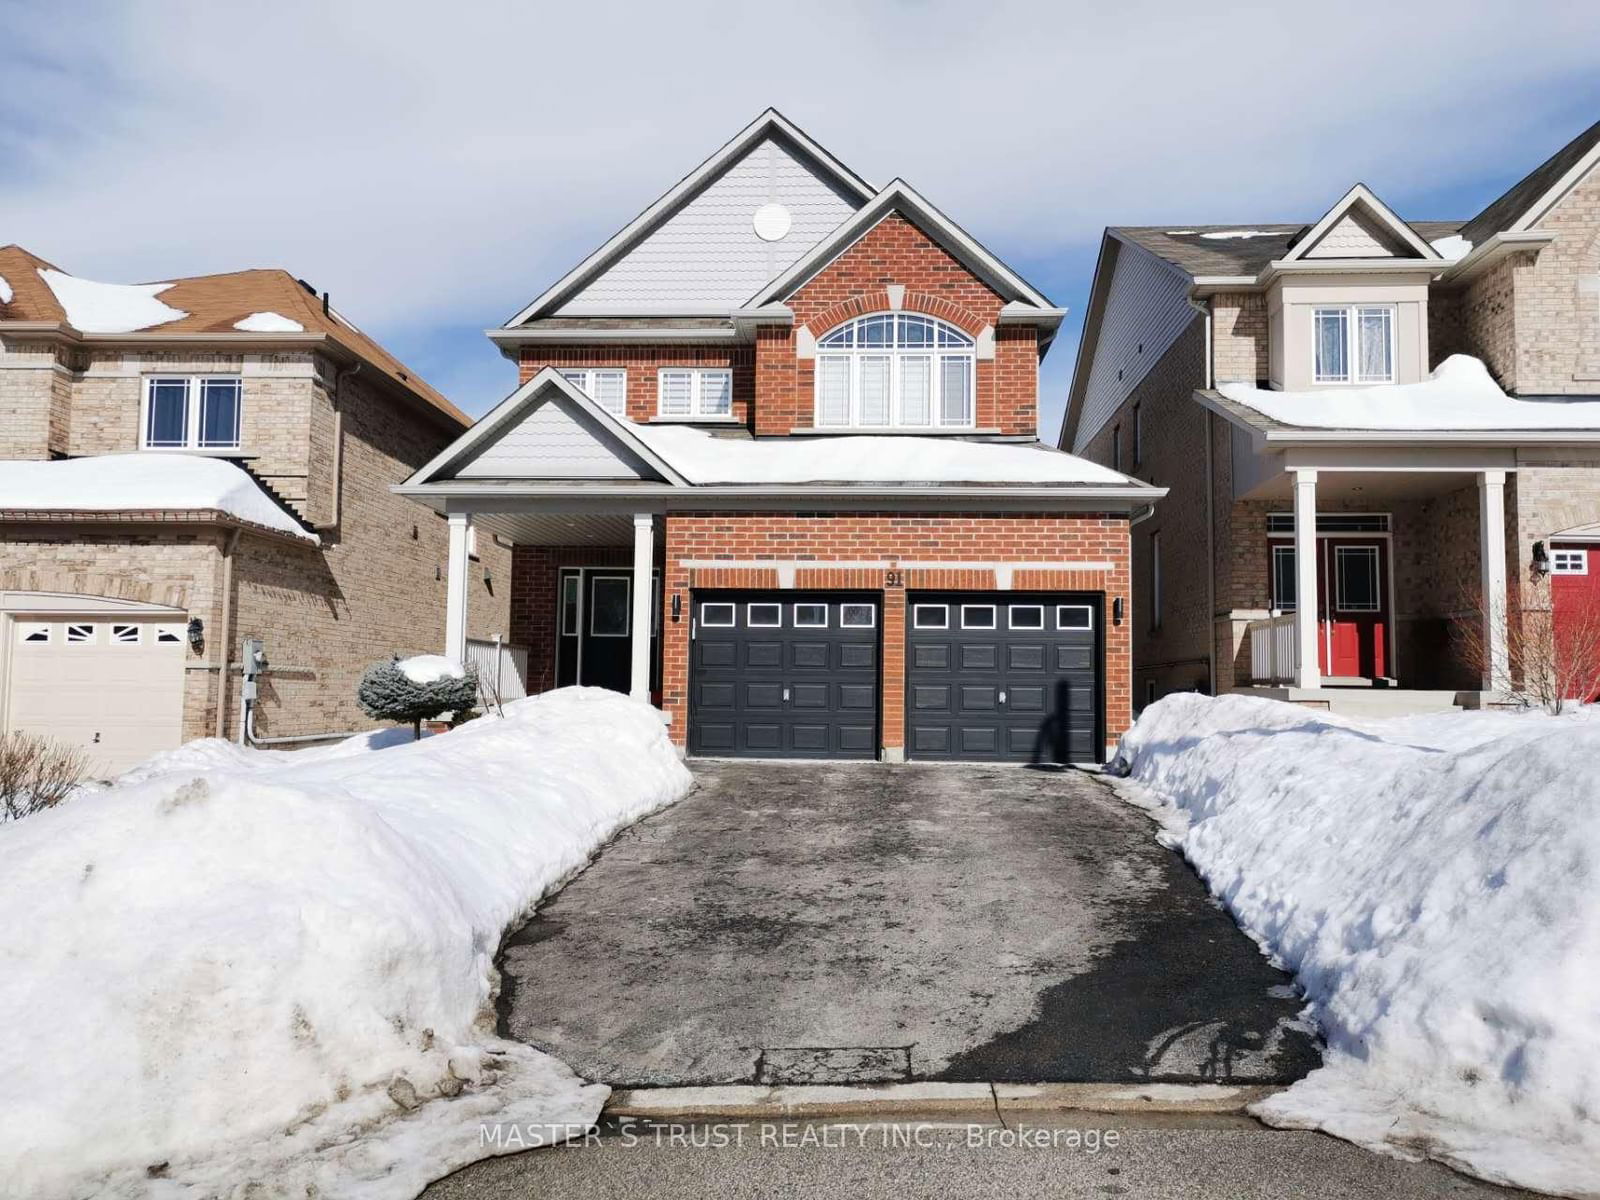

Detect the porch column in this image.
[444,512,472,665]
[1478,470,1509,691]
[1292,469,1321,688]
[630,513,653,703]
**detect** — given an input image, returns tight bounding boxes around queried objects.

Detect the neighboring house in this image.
[1060,119,1600,711]
[399,110,1162,763]
[0,247,509,774]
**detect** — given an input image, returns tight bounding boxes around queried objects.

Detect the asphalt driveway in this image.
[498,761,1319,1086]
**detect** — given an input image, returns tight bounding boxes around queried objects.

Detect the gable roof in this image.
[1280,183,1441,262]
[747,178,1059,316]
[403,368,689,487]
[0,245,466,427]
[1111,221,1465,279]
[1460,118,1600,247]
[504,109,877,325]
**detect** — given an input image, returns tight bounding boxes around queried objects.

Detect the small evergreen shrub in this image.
[357,658,479,741]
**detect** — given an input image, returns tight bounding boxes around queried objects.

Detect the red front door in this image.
[1318,539,1389,678]
[1551,544,1600,702]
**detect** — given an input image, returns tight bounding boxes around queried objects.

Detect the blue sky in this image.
[4,1,1600,440]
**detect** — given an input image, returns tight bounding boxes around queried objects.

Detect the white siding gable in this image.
[1301,209,1415,258]
[454,397,657,480]
[1074,244,1195,452]
[557,135,861,313]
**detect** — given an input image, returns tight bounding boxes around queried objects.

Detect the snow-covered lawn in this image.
[0,688,691,1200]
[1111,695,1600,1198]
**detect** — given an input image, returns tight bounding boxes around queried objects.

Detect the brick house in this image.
[1059,119,1600,711]
[0,247,509,773]
[399,110,1162,763]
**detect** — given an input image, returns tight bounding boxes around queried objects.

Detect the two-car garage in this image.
[687,589,1104,764]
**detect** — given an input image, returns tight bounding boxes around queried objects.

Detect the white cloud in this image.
[4,0,1599,425]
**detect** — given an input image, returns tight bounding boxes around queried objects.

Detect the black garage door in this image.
[689,591,879,759]
[906,592,1102,764]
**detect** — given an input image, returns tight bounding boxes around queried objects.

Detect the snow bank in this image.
[1431,233,1472,261]
[1112,694,1600,1196]
[1221,354,1600,431]
[398,653,467,684]
[0,452,315,540]
[0,273,12,304]
[633,424,1131,485]
[39,266,186,332]
[234,310,306,332]
[0,688,692,1200]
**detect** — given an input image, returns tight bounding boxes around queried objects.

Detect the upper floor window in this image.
[559,368,627,416]
[142,376,242,450]
[815,313,974,429]
[658,368,732,419]
[1313,305,1394,385]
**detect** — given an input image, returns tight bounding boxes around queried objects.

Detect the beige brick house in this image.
[1060,119,1600,712]
[397,110,1162,764]
[0,247,509,773]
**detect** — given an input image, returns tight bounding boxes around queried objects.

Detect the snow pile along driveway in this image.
[0,688,691,1200]
[1113,695,1600,1197]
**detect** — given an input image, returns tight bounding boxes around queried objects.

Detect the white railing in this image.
[1248,612,1299,685]
[466,636,529,705]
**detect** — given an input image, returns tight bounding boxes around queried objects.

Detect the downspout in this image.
[1190,296,1218,694]
[214,527,242,739]
[317,361,360,532]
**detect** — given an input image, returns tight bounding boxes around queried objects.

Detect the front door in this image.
[1323,540,1388,678]
[555,568,655,695]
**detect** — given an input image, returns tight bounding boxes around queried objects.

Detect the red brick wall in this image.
[510,544,633,693]
[762,212,1038,436]
[661,511,1132,755]
[518,345,755,429]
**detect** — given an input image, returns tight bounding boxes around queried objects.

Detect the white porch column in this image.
[630,513,654,703]
[1478,470,1509,691]
[444,512,472,665]
[1292,469,1321,689]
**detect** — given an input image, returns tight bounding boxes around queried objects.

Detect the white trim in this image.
[1056,605,1094,630]
[139,375,244,452]
[746,602,782,627]
[792,602,828,628]
[1281,183,1442,263]
[749,178,1057,313]
[699,601,735,627]
[960,604,997,629]
[1008,604,1045,630]
[912,603,949,630]
[504,109,877,326]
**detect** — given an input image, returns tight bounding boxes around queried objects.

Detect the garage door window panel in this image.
[19,623,50,644]
[747,603,781,628]
[66,623,94,644]
[913,604,949,630]
[961,605,997,629]
[1057,605,1094,630]
[700,602,735,627]
[1009,605,1044,630]
[111,624,141,645]
[793,604,828,628]
[840,604,875,628]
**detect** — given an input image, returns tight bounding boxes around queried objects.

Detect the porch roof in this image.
[1198,356,1600,449]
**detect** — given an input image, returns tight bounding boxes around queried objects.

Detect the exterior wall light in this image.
[186,617,204,651]
[1113,597,1124,626]
[1532,541,1551,577]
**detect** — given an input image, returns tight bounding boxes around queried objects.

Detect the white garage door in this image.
[6,616,188,777]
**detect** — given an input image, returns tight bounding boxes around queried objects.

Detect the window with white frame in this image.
[559,368,628,416]
[1313,306,1395,384]
[657,368,732,418]
[142,376,243,450]
[1553,548,1589,575]
[814,313,975,429]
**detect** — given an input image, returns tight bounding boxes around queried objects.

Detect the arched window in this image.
[814,313,975,429]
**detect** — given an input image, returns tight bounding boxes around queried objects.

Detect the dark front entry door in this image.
[689,591,880,759]
[905,592,1103,764]
[556,568,652,695]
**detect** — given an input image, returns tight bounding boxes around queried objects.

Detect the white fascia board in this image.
[1281,183,1442,263]
[1264,428,1600,447]
[401,367,691,488]
[487,326,740,345]
[1437,230,1557,286]
[1260,258,1446,286]
[748,179,1055,310]
[997,302,1068,327]
[393,480,1168,510]
[1190,275,1261,295]
[502,109,876,327]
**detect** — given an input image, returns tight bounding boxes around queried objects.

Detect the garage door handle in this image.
[998,691,1007,705]
[783,687,790,703]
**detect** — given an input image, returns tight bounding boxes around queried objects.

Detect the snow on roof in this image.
[1197,230,1284,240]
[0,454,315,540]
[1429,233,1472,262]
[630,424,1133,486]
[1219,356,1600,432]
[38,268,187,333]
[0,274,12,305]
[232,311,305,333]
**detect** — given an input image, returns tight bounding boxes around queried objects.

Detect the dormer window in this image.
[1313,305,1394,385]
[815,314,974,429]
[142,376,243,450]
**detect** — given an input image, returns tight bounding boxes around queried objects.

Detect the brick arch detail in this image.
[0,569,191,610]
[802,290,989,340]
